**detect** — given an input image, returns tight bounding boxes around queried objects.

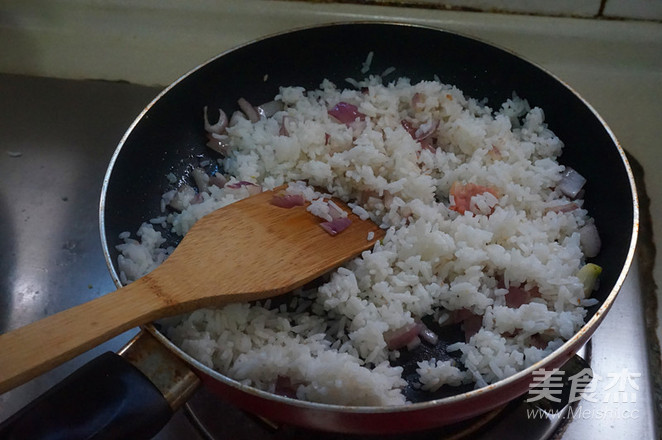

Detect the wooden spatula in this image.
[0,186,384,394]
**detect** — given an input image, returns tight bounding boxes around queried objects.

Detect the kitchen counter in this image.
[0,1,660,438]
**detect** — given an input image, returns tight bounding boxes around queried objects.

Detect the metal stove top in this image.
[0,73,658,439]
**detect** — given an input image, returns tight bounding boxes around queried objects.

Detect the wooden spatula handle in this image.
[0,277,166,394]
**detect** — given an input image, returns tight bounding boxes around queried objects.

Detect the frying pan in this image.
[0,22,638,439]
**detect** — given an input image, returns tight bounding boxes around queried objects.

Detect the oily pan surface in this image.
[102,23,635,405]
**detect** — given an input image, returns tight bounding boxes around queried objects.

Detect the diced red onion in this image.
[320,217,352,236]
[418,324,439,346]
[579,223,601,258]
[168,185,196,211]
[406,336,422,351]
[414,120,439,141]
[237,97,260,123]
[488,145,502,159]
[190,193,204,205]
[419,138,436,154]
[226,180,253,188]
[401,119,438,141]
[191,167,210,193]
[544,202,579,214]
[203,106,228,134]
[206,133,231,155]
[402,119,438,153]
[257,100,284,118]
[161,189,176,206]
[280,115,294,136]
[246,185,262,196]
[227,181,262,196]
[271,193,305,208]
[358,189,379,205]
[326,200,347,220]
[558,167,586,198]
[230,110,247,126]
[411,92,425,110]
[208,173,227,189]
[382,191,394,210]
[384,322,423,350]
[350,119,367,135]
[401,119,416,137]
[328,102,365,127]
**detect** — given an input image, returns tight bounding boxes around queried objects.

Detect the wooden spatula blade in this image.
[0,186,384,393]
[148,186,385,308]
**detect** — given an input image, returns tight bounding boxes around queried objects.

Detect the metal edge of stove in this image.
[629,155,662,436]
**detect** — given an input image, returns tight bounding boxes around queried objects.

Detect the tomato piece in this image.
[449,182,498,215]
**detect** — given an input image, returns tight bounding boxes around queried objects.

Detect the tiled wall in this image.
[603,0,662,20]
[322,0,662,21]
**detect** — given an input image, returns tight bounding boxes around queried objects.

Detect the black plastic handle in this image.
[0,352,173,440]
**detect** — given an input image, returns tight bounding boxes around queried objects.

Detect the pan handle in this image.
[526,353,593,413]
[0,330,200,440]
[0,352,172,439]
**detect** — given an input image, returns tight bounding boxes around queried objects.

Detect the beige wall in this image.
[337,0,662,20]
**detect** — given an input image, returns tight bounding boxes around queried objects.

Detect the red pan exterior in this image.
[140,298,602,434]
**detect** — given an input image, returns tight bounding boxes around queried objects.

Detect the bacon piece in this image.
[450,309,484,342]
[462,315,483,342]
[530,334,550,349]
[274,376,298,399]
[504,284,541,308]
